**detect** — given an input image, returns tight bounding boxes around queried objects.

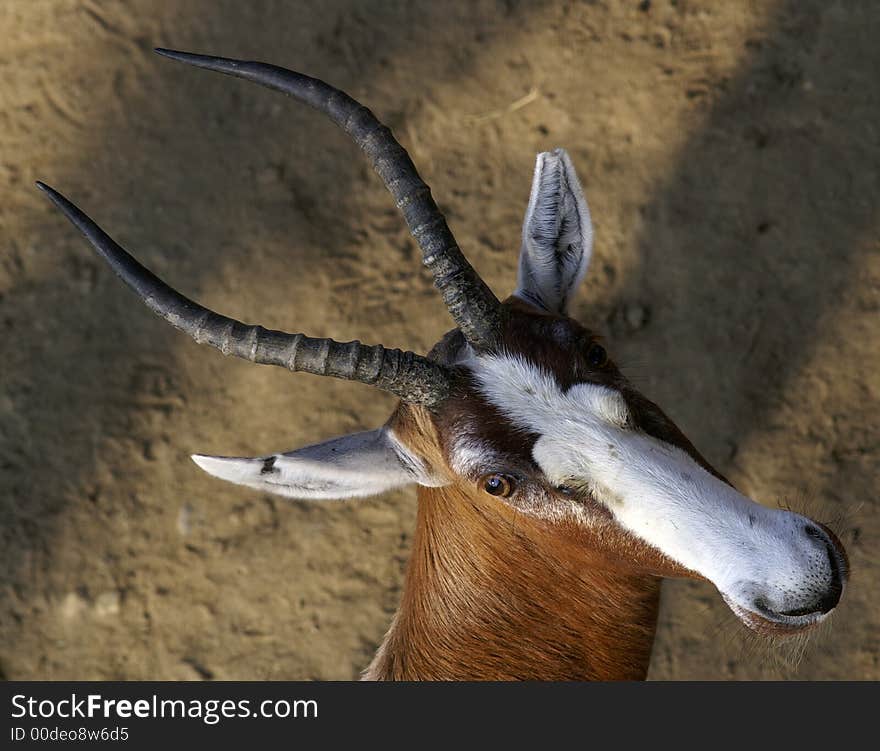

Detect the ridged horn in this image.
[36,182,452,407]
[154,48,502,350]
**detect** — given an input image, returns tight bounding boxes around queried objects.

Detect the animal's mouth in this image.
[724,596,834,636]
[721,524,849,636]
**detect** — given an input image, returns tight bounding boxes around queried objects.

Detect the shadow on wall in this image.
[605,1,878,678]
[614,0,877,450]
[1,0,876,678]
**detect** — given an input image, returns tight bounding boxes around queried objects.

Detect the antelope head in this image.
[40,50,846,663]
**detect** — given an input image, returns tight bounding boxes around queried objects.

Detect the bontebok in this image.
[38,49,848,680]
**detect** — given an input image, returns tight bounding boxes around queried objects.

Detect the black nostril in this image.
[804,524,824,540]
[781,541,845,616]
[815,584,842,615]
[818,540,845,614]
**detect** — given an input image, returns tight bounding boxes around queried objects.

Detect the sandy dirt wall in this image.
[1,0,877,679]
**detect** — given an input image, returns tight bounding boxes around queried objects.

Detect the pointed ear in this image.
[514,148,593,315]
[191,427,443,500]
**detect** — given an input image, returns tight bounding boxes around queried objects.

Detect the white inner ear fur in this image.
[192,426,444,501]
[515,148,593,314]
[469,353,838,615]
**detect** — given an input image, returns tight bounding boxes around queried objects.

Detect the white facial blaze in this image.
[470,353,838,616]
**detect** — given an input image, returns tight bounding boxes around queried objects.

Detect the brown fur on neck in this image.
[364,481,661,680]
[364,406,661,681]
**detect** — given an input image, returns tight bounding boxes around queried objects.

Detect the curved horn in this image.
[154,48,502,351]
[36,183,452,407]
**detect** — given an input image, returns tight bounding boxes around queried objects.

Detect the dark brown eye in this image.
[586,342,608,368]
[481,473,514,497]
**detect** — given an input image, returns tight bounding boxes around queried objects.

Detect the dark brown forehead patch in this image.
[498,298,623,392]
[433,376,541,477]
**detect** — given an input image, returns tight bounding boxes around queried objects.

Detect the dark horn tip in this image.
[154,47,186,59]
[35,180,72,209]
[34,183,105,252]
[154,48,234,71]
[35,181,67,209]
[154,48,202,64]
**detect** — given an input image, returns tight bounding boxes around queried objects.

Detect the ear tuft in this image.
[515,148,593,314]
